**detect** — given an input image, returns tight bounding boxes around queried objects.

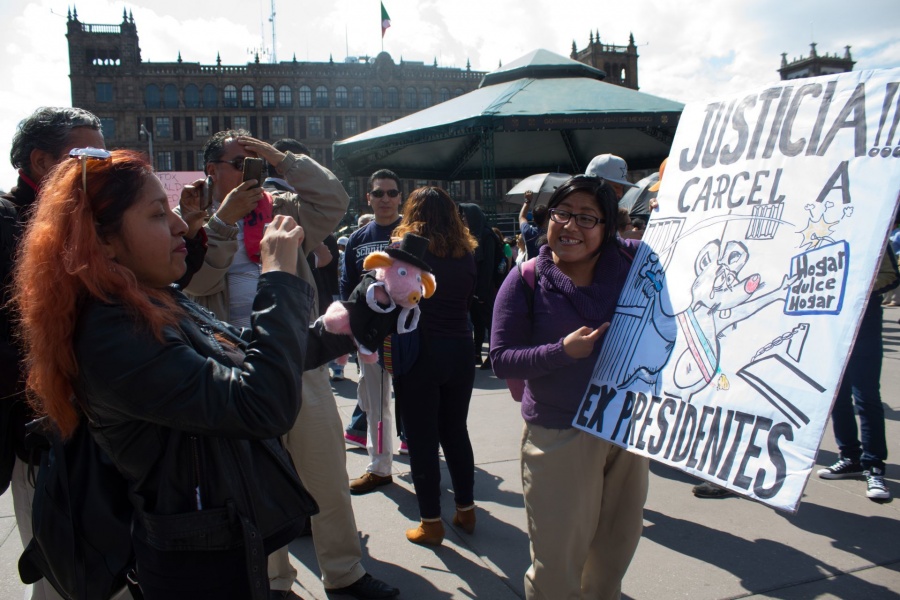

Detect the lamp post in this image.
[139,124,154,169]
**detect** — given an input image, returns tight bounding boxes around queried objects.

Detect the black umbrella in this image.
[505,172,571,205]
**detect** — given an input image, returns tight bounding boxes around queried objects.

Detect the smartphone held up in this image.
[242,157,265,189]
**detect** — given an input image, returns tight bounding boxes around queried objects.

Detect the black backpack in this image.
[18,417,137,600]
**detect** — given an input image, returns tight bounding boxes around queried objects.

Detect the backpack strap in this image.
[517,258,539,320]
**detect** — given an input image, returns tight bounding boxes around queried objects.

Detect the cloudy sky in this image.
[1,0,899,186]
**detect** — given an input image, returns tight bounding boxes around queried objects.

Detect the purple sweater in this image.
[490,242,636,428]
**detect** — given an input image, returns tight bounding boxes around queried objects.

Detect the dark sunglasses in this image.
[369,189,401,198]
[209,156,247,170]
[69,147,112,196]
[549,208,606,229]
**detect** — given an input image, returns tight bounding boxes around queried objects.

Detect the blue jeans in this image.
[830,297,887,470]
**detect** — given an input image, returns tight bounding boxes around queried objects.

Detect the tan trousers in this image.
[268,366,366,591]
[521,423,649,600]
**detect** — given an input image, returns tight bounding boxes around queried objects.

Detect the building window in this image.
[371,86,383,108]
[420,88,432,109]
[157,151,173,171]
[298,86,312,107]
[335,86,348,108]
[99,117,116,140]
[184,84,200,108]
[386,87,399,108]
[405,87,416,108]
[96,82,113,103]
[262,85,275,108]
[312,148,325,163]
[233,116,249,131]
[224,85,238,108]
[315,86,329,108]
[144,84,161,108]
[454,88,464,98]
[440,88,450,103]
[308,116,323,137]
[195,117,210,137]
[351,86,364,108]
[241,85,255,107]
[197,150,206,169]
[278,85,292,107]
[155,117,171,138]
[271,116,286,137]
[448,181,462,198]
[378,116,392,126]
[202,84,218,108]
[164,84,179,108]
[344,116,358,137]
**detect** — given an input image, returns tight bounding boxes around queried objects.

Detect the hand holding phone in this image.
[242,157,265,189]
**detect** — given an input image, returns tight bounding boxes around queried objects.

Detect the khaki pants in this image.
[521,423,649,600]
[357,360,394,476]
[268,366,366,591]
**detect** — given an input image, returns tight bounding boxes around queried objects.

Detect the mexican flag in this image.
[381,2,391,38]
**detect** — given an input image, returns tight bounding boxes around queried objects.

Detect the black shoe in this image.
[269,590,304,600]
[479,356,492,371]
[817,457,864,480]
[692,481,732,498]
[325,573,399,599]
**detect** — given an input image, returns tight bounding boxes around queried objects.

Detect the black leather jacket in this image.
[71,272,350,598]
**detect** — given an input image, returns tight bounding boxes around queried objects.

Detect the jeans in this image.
[395,335,475,519]
[830,297,887,470]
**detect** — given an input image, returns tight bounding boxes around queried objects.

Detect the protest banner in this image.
[156,171,204,208]
[574,68,900,512]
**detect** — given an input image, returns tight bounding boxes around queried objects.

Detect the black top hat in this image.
[385,233,432,272]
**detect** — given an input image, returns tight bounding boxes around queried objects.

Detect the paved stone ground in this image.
[2,308,898,599]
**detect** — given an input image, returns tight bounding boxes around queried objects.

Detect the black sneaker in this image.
[866,467,891,500]
[692,481,732,498]
[325,573,399,599]
[817,458,864,480]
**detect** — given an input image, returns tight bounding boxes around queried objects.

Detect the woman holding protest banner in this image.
[13,149,353,599]
[490,175,648,600]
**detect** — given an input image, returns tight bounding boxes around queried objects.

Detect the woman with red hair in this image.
[13,149,346,599]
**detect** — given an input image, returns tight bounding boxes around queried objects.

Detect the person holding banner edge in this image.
[491,175,647,600]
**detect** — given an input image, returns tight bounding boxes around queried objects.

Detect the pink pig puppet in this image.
[321,233,436,363]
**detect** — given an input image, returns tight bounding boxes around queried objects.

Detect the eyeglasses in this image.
[209,156,247,171]
[69,147,112,196]
[549,208,606,229]
[369,189,401,198]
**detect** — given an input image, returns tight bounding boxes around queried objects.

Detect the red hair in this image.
[13,150,181,437]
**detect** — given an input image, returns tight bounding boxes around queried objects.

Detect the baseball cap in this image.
[584,154,638,188]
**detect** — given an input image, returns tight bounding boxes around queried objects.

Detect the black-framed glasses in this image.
[209,156,247,170]
[549,208,606,229]
[69,147,112,196]
[369,189,401,198]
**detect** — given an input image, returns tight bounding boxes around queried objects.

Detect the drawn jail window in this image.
[745,203,784,240]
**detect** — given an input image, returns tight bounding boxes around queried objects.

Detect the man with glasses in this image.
[340,169,405,494]
[183,131,399,599]
[2,107,105,600]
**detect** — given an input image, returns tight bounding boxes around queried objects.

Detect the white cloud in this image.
[0,0,898,187]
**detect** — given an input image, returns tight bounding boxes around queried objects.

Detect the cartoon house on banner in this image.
[574,68,900,512]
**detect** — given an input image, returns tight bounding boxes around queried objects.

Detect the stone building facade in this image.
[570,30,639,90]
[66,8,485,216]
[779,43,855,80]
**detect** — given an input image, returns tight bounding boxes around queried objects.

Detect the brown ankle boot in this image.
[406,518,444,546]
[452,504,476,534]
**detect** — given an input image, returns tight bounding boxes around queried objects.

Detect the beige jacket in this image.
[182,152,349,321]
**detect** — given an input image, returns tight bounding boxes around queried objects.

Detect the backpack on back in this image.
[19,418,137,600]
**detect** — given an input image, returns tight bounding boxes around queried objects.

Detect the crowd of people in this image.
[0,106,894,600]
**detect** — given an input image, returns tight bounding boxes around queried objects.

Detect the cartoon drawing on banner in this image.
[577,68,900,514]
